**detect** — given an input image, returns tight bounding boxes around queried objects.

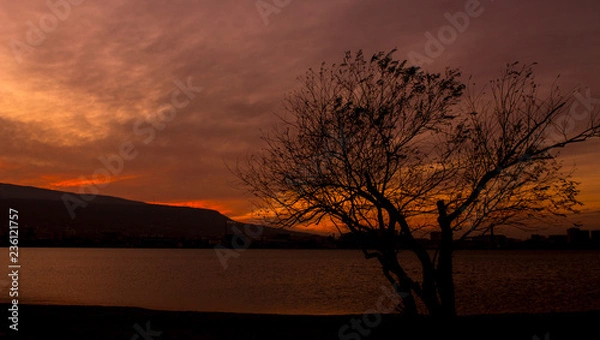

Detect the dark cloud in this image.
[1,0,599,223]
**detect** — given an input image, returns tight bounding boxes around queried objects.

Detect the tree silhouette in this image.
[235,50,600,317]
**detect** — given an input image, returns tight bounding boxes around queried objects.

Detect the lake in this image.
[3,248,600,315]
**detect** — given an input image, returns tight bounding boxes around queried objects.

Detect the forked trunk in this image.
[380,251,419,315]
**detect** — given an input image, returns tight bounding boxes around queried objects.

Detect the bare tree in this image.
[234,50,600,317]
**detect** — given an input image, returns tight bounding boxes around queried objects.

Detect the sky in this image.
[1,0,599,236]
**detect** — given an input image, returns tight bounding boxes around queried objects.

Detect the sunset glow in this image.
[2,2,600,337]
[1,0,599,236]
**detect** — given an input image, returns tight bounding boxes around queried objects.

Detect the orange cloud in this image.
[146,201,335,234]
[48,175,138,189]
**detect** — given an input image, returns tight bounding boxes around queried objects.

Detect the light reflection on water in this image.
[5,248,600,315]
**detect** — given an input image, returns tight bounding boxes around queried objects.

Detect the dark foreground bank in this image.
[1,304,598,339]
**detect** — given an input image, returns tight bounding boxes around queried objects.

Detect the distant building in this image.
[530,234,546,241]
[527,234,548,249]
[430,231,442,242]
[581,230,591,242]
[591,230,600,242]
[548,235,568,247]
[567,228,591,247]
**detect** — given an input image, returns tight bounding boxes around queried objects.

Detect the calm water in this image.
[3,248,600,315]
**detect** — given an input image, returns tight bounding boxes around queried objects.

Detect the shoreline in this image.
[1,303,599,339]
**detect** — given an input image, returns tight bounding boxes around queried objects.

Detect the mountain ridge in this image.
[0,183,323,248]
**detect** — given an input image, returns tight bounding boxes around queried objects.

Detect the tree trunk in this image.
[437,226,456,317]
[393,216,441,316]
[420,265,441,316]
[380,251,419,315]
[436,201,457,318]
[396,275,418,315]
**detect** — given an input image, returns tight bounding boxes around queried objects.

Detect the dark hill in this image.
[0,183,323,248]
